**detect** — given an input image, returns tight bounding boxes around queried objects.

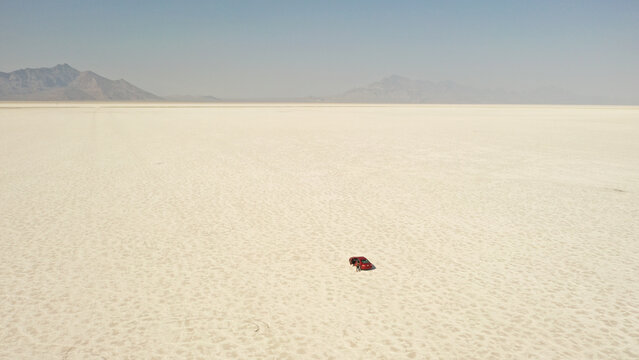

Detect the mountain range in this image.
[0,64,161,101]
[323,75,607,104]
[0,65,617,104]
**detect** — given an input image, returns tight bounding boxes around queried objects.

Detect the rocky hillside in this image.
[0,64,162,101]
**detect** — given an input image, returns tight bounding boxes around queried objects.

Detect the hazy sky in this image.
[1,1,638,99]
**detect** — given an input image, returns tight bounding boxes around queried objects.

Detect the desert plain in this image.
[0,103,638,359]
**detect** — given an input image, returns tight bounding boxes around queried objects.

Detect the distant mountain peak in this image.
[333,75,472,103]
[329,75,599,104]
[54,63,74,69]
[0,64,161,101]
[377,75,414,87]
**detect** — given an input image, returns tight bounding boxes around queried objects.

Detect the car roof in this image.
[354,256,368,260]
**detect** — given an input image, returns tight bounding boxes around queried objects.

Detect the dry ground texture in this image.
[1,103,638,359]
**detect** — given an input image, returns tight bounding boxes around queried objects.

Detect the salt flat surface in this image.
[1,104,638,359]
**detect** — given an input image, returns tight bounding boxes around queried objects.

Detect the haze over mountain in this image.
[2,3,637,101]
[325,75,609,104]
[0,64,161,101]
[0,65,625,104]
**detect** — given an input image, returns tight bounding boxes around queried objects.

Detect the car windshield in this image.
[361,259,370,263]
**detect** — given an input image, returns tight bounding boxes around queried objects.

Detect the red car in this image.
[349,256,373,271]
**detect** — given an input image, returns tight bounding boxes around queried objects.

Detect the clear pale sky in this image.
[1,0,638,100]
